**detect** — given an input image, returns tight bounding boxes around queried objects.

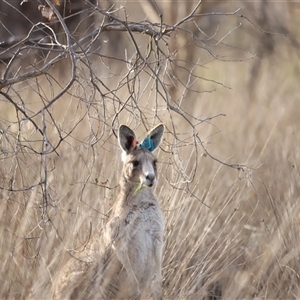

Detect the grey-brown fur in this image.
[53,124,165,300]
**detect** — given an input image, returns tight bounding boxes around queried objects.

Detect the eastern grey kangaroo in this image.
[53,124,165,300]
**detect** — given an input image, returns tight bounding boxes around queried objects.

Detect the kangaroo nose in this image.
[146,173,155,182]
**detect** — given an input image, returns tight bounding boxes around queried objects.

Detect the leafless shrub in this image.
[0,0,257,212]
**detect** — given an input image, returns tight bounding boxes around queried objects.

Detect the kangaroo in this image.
[53,124,165,300]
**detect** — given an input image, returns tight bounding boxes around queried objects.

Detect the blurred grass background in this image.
[0,0,300,299]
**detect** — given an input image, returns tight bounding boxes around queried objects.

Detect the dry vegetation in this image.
[0,1,300,299]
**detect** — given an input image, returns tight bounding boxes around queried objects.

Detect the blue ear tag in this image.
[140,136,154,152]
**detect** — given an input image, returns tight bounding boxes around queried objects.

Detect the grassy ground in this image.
[1,2,300,299]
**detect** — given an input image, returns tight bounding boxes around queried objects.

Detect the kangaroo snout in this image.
[144,173,156,186]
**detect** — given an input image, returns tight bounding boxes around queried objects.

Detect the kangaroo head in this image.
[118,124,164,187]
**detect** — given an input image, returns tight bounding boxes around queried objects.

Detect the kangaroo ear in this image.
[118,125,137,153]
[140,124,164,152]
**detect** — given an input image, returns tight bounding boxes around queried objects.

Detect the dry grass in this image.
[1,2,300,299]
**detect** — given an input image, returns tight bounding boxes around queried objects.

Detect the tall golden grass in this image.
[1,1,300,299]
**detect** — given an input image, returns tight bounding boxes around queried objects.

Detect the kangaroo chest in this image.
[106,202,162,245]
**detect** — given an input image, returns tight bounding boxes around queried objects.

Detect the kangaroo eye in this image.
[132,161,139,167]
[153,160,157,167]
